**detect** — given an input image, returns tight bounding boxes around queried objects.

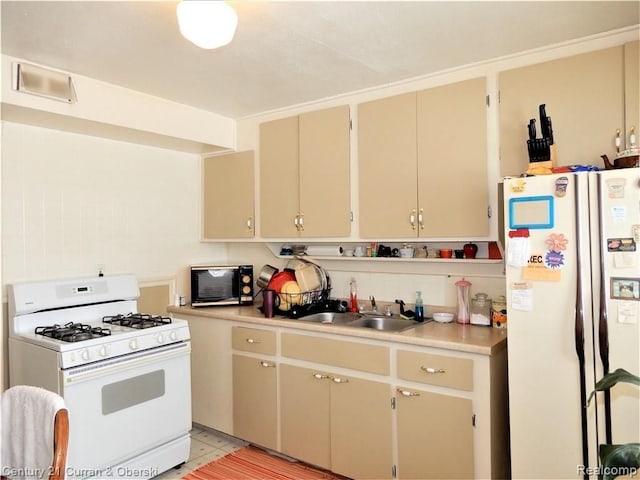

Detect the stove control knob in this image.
[81,349,91,361]
[169,330,178,341]
[99,345,110,357]
[156,333,165,344]
[129,339,138,351]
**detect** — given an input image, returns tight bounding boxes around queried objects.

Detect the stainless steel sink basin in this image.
[349,316,418,332]
[297,312,418,332]
[297,311,361,325]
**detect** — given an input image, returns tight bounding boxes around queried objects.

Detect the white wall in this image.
[1,122,227,295]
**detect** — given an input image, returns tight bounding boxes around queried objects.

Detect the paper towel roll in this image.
[305,245,344,256]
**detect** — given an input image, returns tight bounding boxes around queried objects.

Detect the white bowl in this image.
[433,312,454,323]
[400,248,414,258]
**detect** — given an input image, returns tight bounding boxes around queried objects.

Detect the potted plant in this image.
[588,368,640,480]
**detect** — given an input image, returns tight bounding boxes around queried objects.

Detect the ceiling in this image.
[1,1,639,120]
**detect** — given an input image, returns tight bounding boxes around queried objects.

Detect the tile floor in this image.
[153,425,248,479]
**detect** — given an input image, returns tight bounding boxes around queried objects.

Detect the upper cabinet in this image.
[260,105,351,238]
[203,151,255,239]
[358,77,489,239]
[498,46,625,177]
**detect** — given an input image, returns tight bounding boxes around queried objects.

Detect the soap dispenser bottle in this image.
[414,291,424,322]
[349,278,359,313]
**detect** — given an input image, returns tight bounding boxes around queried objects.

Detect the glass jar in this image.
[455,278,472,324]
[470,293,492,326]
[491,295,507,329]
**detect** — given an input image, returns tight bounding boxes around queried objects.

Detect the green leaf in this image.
[599,443,640,480]
[588,368,640,405]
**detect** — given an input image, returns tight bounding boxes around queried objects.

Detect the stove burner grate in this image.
[102,313,172,329]
[35,322,112,343]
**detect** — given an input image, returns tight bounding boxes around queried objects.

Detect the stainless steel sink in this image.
[349,316,418,332]
[297,312,418,332]
[297,311,361,325]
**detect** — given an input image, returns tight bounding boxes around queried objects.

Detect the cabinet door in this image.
[358,92,418,238]
[396,387,474,479]
[203,151,254,239]
[259,116,299,237]
[499,46,624,177]
[185,315,233,434]
[232,354,277,450]
[280,364,331,469]
[299,105,351,237]
[331,375,393,479]
[417,78,488,237]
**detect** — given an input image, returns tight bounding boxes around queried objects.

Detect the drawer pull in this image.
[331,376,349,384]
[259,361,275,368]
[246,338,261,344]
[421,366,446,374]
[397,388,420,397]
[313,373,330,380]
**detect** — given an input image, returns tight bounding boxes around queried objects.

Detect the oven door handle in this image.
[63,342,190,385]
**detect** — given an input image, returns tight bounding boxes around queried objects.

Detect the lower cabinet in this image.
[396,386,474,479]
[280,364,393,479]
[232,353,278,450]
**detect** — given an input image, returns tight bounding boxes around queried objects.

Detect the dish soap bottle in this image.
[414,291,424,322]
[349,278,359,313]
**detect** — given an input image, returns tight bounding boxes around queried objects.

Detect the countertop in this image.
[168,304,507,356]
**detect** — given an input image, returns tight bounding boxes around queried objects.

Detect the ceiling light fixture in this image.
[176,1,238,50]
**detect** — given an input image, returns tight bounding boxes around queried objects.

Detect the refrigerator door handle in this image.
[596,174,613,445]
[574,174,590,479]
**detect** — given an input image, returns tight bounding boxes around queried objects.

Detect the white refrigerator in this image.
[503,169,640,479]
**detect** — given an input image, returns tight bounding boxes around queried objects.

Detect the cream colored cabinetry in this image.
[358,77,488,238]
[181,314,234,434]
[202,151,255,239]
[498,46,625,177]
[231,327,278,450]
[280,334,393,479]
[259,105,351,238]
[395,350,474,479]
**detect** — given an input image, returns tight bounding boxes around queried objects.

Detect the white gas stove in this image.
[7,274,192,479]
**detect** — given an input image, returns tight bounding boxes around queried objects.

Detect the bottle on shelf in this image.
[349,278,359,313]
[414,291,424,322]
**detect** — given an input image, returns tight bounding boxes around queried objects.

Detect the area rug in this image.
[182,446,349,480]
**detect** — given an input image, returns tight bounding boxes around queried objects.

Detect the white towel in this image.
[1,385,67,480]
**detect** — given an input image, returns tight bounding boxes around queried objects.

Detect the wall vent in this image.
[14,62,77,103]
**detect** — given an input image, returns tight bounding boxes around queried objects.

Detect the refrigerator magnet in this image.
[610,277,640,301]
[607,238,636,252]
[554,176,569,197]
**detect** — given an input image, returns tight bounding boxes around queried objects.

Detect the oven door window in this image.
[102,370,165,415]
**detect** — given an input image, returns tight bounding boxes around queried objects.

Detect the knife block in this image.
[527,144,557,175]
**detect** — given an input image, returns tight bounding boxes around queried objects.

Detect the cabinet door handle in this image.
[259,361,275,368]
[246,338,261,344]
[298,213,304,231]
[312,373,330,380]
[294,215,300,231]
[409,209,416,230]
[420,366,446,374]
[331,376,349,384]
[246,216,253,230]
[418,208,424,230]
[396,388,420,397]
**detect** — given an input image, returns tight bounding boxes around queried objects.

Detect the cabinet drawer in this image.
[232,327,276,355]
[397,350,473,391]
[282,333,389,375]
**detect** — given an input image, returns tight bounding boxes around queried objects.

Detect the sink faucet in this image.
[369,295,377,312]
